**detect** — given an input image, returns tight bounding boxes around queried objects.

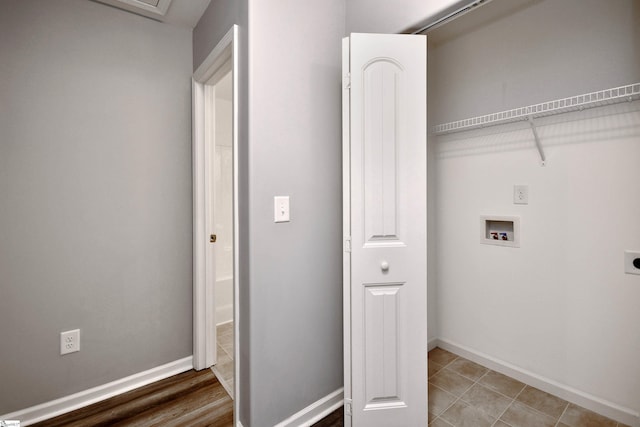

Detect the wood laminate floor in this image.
[31,369,233,427]
[311,407,343,427]
[30,347,628,427]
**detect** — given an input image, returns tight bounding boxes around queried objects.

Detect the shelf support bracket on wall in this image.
[527,116,546,166]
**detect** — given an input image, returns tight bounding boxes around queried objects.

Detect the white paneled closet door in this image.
[342,33,427,427]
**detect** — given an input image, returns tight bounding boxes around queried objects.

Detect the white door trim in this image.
[341,36,353,427]
[192,24,240,422]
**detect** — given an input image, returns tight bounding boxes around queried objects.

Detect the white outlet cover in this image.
[60,329,80,355]
[624,251,640,275]
[514,185,529,205]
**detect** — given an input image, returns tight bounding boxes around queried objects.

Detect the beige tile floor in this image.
[211,322,234,399]
[428,348,630,427]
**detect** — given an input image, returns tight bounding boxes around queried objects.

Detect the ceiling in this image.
[94,0,211,28]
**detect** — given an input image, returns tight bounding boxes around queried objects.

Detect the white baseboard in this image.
[2,356,193,426]
[436,339,640,427]
[274,388,344,427]
[216,317,234,327]
[216,304,234,325]
[428,337,439,352]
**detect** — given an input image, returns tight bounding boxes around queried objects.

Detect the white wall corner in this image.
[1,356,193,426]
[273,388,344,427]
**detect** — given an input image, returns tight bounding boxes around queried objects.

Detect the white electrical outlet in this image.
[60,329,80,355]
[514,185,529,205]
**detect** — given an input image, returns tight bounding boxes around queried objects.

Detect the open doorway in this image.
[192,24,240,421]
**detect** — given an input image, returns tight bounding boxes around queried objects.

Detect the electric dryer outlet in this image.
[624,251,640,275]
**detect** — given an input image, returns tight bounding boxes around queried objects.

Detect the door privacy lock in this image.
[210,234,217,243]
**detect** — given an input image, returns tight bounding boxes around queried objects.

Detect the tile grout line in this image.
[489,377,527,427]
[211,348,235,399]
[218,342,234,361]
[431,354,501,426]
[554,402,570,427]
[492,383,573,427]
[429,354,462,425]
[216,324,235,362]
[215,343,234,382]
[213,324,235,399]
[444,357,521,426]
[431,389,462,425]
[458,367,496,425]
[513,387,570,425]
[431,356,494,426]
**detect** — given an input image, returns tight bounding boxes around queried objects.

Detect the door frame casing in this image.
[341,36,353,427]
[192,23,239,413]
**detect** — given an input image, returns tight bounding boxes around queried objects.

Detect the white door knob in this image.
[380,261,389,272]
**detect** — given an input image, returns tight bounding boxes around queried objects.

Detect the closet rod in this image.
[411,0,490,35]
[434,82,640,136]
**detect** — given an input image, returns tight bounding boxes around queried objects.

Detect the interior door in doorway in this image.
[209,69,235,397]
[202,60,233,369]
[342,33,427,427]
[210,70,234,328]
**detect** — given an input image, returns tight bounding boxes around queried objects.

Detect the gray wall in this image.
[193,0,240,70]
[247,1,345,424]
[430,0,640,417]
[0,0,193,414]
[194,1,345,425]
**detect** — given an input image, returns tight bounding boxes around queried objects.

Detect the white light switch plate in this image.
[274,196,290,223]
[514,185,529,205]
[624,250,640,275]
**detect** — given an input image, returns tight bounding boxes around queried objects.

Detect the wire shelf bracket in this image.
[433,82,640,166]
[527,116,545,166]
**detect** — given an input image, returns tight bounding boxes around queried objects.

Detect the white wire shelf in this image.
[434,82,640,135]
